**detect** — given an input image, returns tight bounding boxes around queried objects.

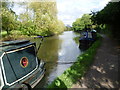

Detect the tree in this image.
[72,14,92,31]
[1,0,65,37]
[1,2,17,35]
[15,0,65,36]
[91,2,120,40]
[28,1,65,36]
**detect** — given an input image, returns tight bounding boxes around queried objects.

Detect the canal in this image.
[32,31,81,88]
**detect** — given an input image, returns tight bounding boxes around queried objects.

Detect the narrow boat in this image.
[0,40,45,89]
[79,30,97,50]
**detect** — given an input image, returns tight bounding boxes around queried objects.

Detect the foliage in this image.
[92,2,120,25]
[47,36,102,88]
[1,2,17,35]
[18,1,65,36]
[1,31,7,37]
[72,14,93,31]
[91,2,120,40]
[1,0,65,39]
[48,77,67,89]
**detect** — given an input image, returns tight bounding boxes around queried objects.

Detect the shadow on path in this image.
[72,35,119,89]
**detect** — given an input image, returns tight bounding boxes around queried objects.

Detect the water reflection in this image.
[33,31,81,88]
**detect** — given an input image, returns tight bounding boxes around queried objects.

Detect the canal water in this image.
[32,31,81,88]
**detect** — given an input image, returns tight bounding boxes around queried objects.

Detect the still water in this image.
[32,31,81,88]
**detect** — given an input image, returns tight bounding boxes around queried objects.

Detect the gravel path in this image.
[72,35,120,89]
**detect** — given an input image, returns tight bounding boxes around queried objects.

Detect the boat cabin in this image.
[0,40,45,89]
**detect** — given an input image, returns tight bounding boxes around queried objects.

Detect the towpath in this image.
[72,35,119,89]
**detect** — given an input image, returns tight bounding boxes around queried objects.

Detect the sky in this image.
[56,0,111,26]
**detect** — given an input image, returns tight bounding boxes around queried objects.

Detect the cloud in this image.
[56,0,111,26]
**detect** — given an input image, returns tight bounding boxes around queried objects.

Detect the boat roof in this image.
[0,40,35,57]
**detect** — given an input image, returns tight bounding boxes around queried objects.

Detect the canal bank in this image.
[47,35,102,88]
[72,35,119,88]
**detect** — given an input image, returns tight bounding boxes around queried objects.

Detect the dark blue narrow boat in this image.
[0,40,45,89]
[79,30,97,50]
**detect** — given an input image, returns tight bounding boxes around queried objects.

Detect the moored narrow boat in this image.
[79,30,97,50]
[0,40,45,89]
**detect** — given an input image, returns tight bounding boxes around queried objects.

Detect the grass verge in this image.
[47,37,102,89]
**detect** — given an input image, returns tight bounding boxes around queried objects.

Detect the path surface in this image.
[72,35,119,89]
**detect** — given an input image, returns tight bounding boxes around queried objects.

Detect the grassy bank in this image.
[47,37,102,89]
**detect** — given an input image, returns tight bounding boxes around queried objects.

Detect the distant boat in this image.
[0,40,45,89]
[79,30,97,50]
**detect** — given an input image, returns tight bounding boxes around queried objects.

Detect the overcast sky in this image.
[56,0,111,26]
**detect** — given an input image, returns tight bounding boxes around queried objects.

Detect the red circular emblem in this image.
[20,57,28,68]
